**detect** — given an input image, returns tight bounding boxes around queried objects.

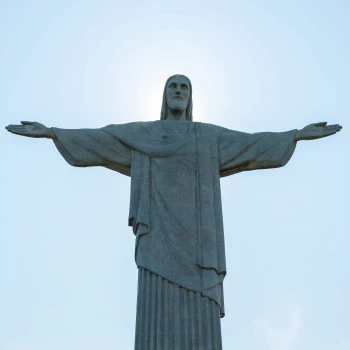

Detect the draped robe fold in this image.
[52,120,297,318]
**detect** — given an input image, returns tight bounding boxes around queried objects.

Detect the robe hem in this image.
[136,264,225,318]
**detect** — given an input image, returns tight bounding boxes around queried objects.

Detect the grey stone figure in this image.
[6,75,342,349]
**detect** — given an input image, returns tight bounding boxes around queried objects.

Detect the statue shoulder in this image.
[103,121,159,134]
[195,122,226,137]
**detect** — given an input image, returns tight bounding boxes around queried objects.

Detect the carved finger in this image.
[7,127,28,133]
[8,129,28,135]
[7,125,27,129]
[6,128,22,132]
[21,121,34,125]
[323,126,341,132]
[6,124,22,129]
[321,131,337,137]
[324,124,340,129]
[314,122,327,127]
[324,129,342,135]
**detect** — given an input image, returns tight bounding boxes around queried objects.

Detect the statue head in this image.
[160,74,193,121]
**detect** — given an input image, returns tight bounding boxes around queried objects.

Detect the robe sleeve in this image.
[219,128,298,177]
[51,126,131,176]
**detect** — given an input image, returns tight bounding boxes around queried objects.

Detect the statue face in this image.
[166,75,190,112]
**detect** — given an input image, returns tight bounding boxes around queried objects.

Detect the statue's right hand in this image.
[5,121,55,139]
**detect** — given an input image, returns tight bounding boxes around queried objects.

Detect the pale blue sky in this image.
[1,1,349,349]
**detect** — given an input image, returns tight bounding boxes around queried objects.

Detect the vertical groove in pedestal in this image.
[155,275,162,350]
[135,267,222,350]
[188,290,195,349]
[196,291,203,348]
[163,276,169,350]
[149,273,157,349]
[182,287,189,350]
[204,297,211,349]
[144,269,150,349]
[174,285,180,349]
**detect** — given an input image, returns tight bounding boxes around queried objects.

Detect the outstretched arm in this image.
[6,121,131,175]
[295,122,342,141]
[219,128,298,177]
[219,121,342,177]
[6,121,56,139]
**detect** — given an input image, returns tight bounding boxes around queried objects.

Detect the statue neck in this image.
[166,108,187,121]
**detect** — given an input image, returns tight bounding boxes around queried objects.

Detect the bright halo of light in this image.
[136,77,164,121]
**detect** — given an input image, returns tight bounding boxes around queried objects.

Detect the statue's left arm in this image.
[219,122,342,177]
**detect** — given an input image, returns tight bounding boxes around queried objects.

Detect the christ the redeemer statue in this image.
[6,75,342,349]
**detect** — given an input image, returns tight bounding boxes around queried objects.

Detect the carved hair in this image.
[160,74,193,121]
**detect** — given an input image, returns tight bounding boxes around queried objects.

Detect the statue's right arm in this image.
[6,121,132,174]
[6,121,55,139]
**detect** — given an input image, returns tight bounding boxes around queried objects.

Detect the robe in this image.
[52,120,297,318]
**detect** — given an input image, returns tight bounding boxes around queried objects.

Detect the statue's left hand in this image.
[295,122,342,141]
